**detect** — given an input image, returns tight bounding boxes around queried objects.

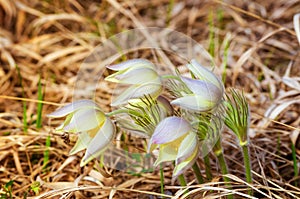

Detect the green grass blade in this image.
[36,76,43,129]
[37,75,49,171]
[291,142,298,186]
[221,35,230,83]
[166,0,174,26]
[208,10,215,58]
[43,135,51,170]
[217,7,224,29]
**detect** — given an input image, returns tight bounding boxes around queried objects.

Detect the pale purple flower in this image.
[171,59,224,112]
[148,116,199,177]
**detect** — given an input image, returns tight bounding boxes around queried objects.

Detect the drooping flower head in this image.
[47,100,115,166]
[105,59,162,106]
[170,59,224,112]
[148,116,199,177]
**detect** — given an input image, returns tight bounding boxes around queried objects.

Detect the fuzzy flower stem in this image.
[213,138,230,182]
[215,151,230,183]
[160,164,165,196]
[203,154,213,180]
[238,135,253,188]
[172,161,188,193]
[178,174,187,187]
[213,137,233,199]
[192,162,204,184]
[242,144,253,195]
[216,152,233,199]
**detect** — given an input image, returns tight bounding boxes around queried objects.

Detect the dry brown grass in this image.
[0,0,300,198]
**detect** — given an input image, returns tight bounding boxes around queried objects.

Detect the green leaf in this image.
[30,181,40,195]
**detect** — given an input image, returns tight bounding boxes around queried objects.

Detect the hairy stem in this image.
[178,174,187,187]
[216,152,230,183]
[203,154,213,180]
[216,152,233,199]
[160,164,165,196]
[192,162,204,184]
[242,145,252,183]
[241,144,253,194]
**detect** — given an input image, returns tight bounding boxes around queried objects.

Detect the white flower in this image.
[171,59,224,112]
[105,59,162,106]
[47,100,115,166]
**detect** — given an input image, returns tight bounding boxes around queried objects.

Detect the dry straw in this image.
[0,0,299,198]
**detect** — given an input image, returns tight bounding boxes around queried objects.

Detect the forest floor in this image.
[0,0,300,198]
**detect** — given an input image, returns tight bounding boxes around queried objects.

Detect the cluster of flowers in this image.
[47,59,226,177]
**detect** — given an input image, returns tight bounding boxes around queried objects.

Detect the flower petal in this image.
[150,116,191,145]
[47,100,100,118]
[69,132,92,155]
[80,119,115,166]
[64,108,105,133]
[147,122,187,153]
[171,95,216,111]
[181,77,223,103]
[106,59,154,71]
[106,68,158,84]
[173,147,199,178]
[187,59,223,88]
[111,79,162,106]
[176,132,198,163]
[154,144,178,166]
[116,115,150,138]
[115,68,158,84]
[157,96,173,117]
[148,143,158,153]
[55,113,73,131]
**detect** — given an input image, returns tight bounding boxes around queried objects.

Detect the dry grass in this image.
[0,0,300,198]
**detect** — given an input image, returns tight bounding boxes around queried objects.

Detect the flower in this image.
[105,59,162,106]
[47,100,115,166]
[171,59,224,112]
[148,116,199,177]
[186,59,223,89]
[223,88,250,146]
[115,96,173,138]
